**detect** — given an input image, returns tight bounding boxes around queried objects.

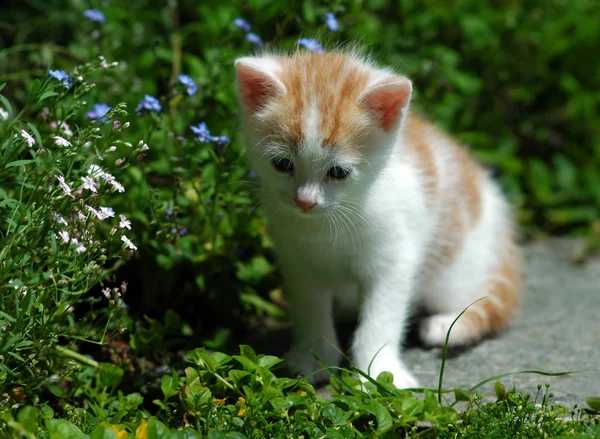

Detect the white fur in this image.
[237,54,514,389]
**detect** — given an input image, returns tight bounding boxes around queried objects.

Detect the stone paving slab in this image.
[404,238,600,407]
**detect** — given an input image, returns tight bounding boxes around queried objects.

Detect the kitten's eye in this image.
[328,166,351,180]
[271,158,294,173]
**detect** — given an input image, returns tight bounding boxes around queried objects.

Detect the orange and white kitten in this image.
[234,50,521,388]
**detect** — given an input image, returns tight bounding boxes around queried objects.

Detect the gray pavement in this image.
[404,238,600,407]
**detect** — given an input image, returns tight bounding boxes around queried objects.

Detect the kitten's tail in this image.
[464,237,522,339]
[421,235,523,347]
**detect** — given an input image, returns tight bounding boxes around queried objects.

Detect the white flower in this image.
[56,175,74,198]
[121,235,137,251]
[52,212,68,226]
[107,146,117,153]
[75,243,86,253]
[81,176,97,193]
[54,136,72,147]
[59,121,73,138]
[58,230,70,243]
[0,107,8,120]
[77,210,87,221]
[102,287,111,298]
[98,206,115,220]
[110,180,125,193]
[21,130,35,147]
[84,141,93,148]
[88,164,105,178]
[85,205,100,219]
[119,214,131,230]
[102,172,116,184]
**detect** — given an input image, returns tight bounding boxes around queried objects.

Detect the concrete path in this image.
[404,238,600,407]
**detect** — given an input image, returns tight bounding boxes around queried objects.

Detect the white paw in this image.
[419,313,472,347]
[356,348,419,389]
[285,342,341,385]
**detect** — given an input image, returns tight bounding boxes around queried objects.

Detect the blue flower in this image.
[83,9,105,23]
[298,38,324,53]
[178,74,198,96]
[246,33,263,46]
[325,13,339,31]
[215,135,229,146]
[190,122,211,142]
[234,17,251,32]
[190,123,229,148]
[49,69,72,89]
[136,95,161,114]
[87,103,111,119]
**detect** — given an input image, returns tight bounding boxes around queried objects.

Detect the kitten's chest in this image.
[270,215,377,274]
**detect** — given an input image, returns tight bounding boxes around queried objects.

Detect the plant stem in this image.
[55,345,99,368]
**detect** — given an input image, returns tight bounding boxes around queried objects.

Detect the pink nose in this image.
[294,198,317,211]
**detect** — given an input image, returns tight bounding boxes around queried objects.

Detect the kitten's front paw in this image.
[356,348,419,389]
[285,343,341,385]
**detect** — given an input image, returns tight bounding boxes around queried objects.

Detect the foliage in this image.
[1,345,598,438]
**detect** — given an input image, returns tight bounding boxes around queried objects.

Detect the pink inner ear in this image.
[235,63,283,113]
[360,79,412,132]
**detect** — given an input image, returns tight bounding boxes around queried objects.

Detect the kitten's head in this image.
[235,50,412,215]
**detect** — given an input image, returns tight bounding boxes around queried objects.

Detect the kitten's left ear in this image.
[358,76,412,133]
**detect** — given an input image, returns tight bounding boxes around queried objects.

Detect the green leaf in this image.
[161,374,180,399]
[99,363,124,387]
[322,403,350,426]
[454,388,471,402]
[26,122,42,147]
[5,159,33,169]
[26,79,42,106]
[0,83,5,93]
[90,425,118,439]
[45,419,88,439]
[17,406,38,433]
[147,417,173,439]
[39,405,54,419]
[171,428,202,439]
[0,95,12,117]
[258,355,282,369]
[38,90,59,102]
[367,399,393,433]
[586,396,600,411]
[325,428,346,439]
[239,345,257,362]
[494,381,506,399]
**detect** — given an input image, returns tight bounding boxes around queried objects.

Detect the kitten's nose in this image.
[294,197,317,211]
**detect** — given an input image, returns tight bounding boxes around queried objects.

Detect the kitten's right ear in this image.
[235,57,286,113]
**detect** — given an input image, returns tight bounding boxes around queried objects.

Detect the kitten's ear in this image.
[235,57,286,113]
[358,76,412,133]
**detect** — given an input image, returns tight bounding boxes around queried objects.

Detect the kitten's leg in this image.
[351,269,418,389]
[283,271,340,384]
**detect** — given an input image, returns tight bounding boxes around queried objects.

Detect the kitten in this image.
[234,49,522,388]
